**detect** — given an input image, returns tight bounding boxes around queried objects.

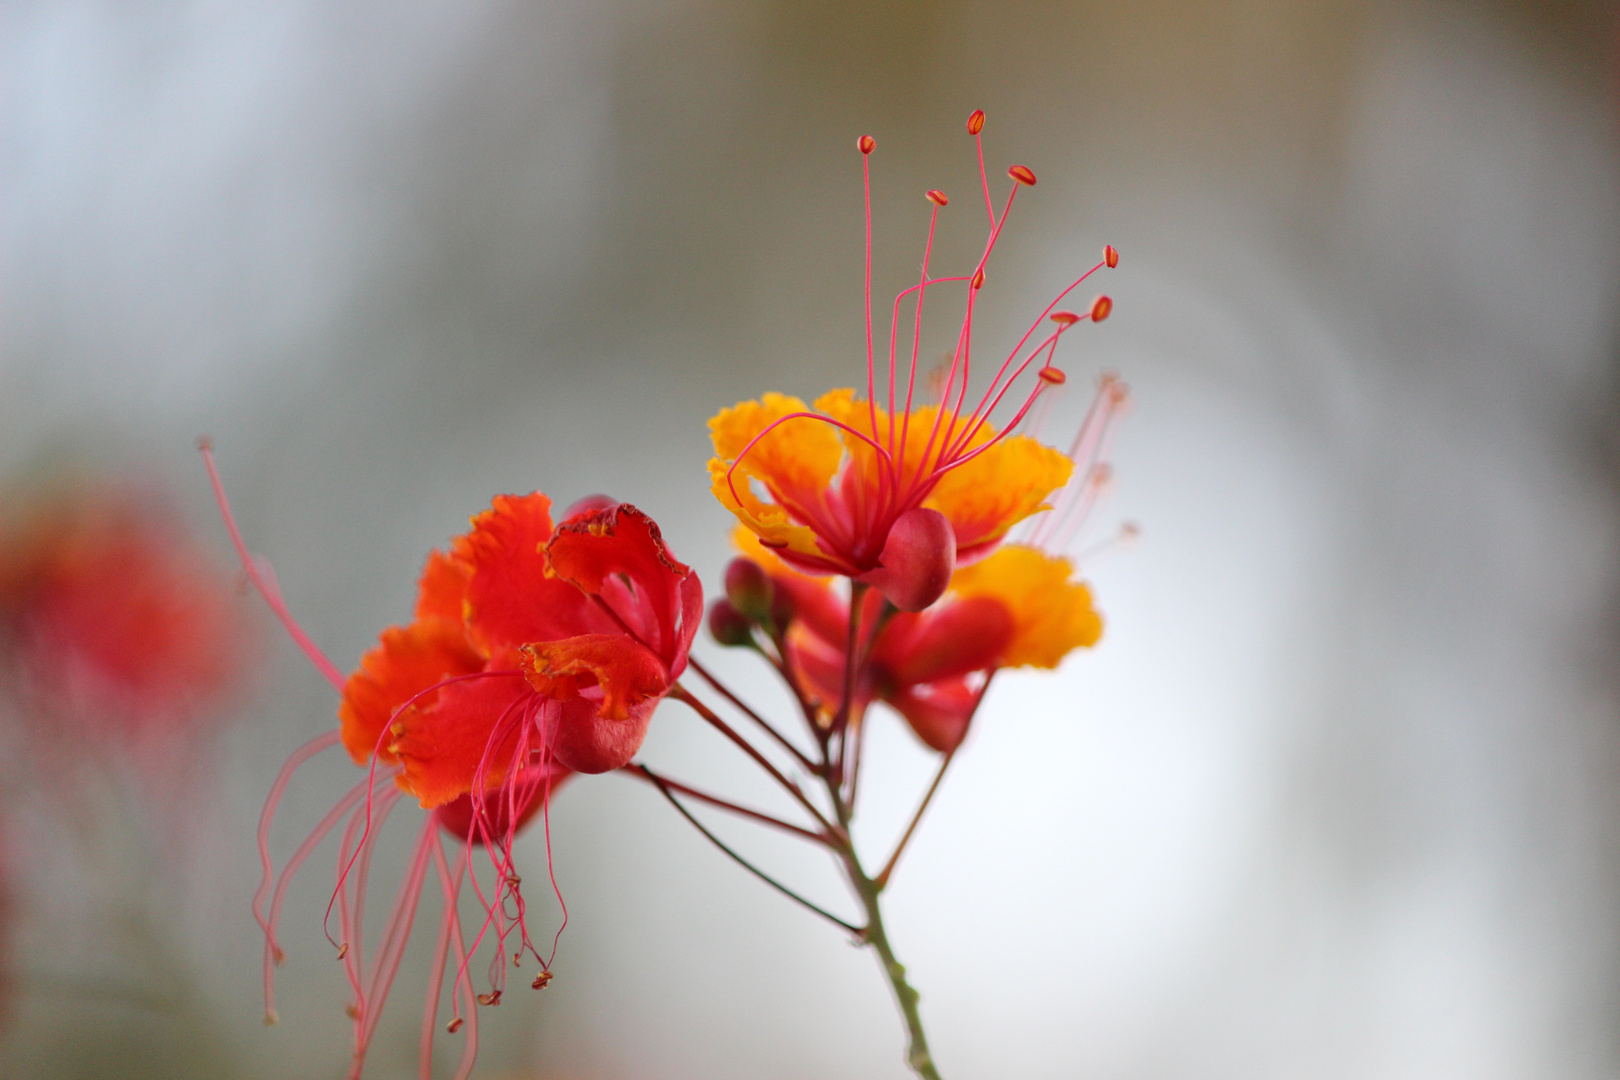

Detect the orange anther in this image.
[447,1017,464,1034]
[1038,367,1067,385]
[1090,295,1112,322]
[336,942,349,961]
[858,135,875,155]
[1049,311,1080,326]
[532,971,554,990]
[971,268,985,290]
[967,109,985,135]
[1103,244,1119,268]
[478,990,502,1007]
[1008,164,1037,186]
[926,189,949,207]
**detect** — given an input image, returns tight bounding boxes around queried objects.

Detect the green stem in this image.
[827,774,941,1079]
[852,856,941,1080]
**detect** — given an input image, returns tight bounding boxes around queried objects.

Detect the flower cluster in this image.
[232,109,1125,1080]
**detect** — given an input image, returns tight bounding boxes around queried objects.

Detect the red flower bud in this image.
[723,557,773,623]
[708,599,755,647]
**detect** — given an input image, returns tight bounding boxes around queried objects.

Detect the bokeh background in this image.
[3,0,1619,1077]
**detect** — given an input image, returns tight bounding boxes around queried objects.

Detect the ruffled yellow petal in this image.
[814,391,953,493]
[708,393,844,561]
[731,525,830,580]
[926,434,1072,554]
[948,543,1101,668]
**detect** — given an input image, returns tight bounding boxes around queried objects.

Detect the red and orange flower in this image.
[219,471,703,1080]
[340,491,701,807]
[0,482,251,746]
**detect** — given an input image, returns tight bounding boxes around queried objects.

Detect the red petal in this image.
[856,507,956,612]
[874,595,1013,687]
[544,504,700,673]
[338,621,484,767]
[454,493,609,657]
[414,549,471,624]
[388,672,536,808]
[548,693,657,774]
[886,678,981,753]
[518,633,672,774]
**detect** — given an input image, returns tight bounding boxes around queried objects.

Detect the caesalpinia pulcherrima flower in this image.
[729,361,1120,753]
[202,446,699,1080]
[0,481,250,750]
[709,110,1116,613]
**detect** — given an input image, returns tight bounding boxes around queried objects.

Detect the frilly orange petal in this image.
[926,433,1072,556]
[452,492,605,657]
[414,549,472,624]
[947,543,1101,668]
[519,634,669,722]
[338,621,485,767]
[708,393,844,564]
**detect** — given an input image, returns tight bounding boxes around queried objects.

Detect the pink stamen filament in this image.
[349,816,435,1077]
[200,442,345,692]
[429,834,481,1080]
[261,777,369,1022]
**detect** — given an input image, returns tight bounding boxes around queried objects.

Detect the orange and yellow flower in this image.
[709,113,1115,613]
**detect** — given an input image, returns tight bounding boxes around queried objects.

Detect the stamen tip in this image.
[858,134,875,155]
[478,990,502,1007]
[1090,295,1113,322]
[272,946,285,966]
[335,942,348,960]
[447,1017,464,1034]
[971,268,985,290]
[1008,164,1037,186]
[1103,244,1119,268]
[967,109,985,135]
[532,970,554,990]
[1049,311,1080,326]
[925,189,949,207]
[345,1003,360,1020]
[263,1008,280,1027]
[195,434,213,452]
[1038,367,1067,386]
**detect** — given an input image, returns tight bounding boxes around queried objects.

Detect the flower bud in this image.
[724,557,773,622]
[708,599,754,647]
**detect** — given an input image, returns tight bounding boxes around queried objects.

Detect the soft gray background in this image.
[2,1,1618,1077]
